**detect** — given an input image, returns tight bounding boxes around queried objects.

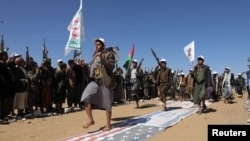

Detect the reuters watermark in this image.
[208,125,249,140]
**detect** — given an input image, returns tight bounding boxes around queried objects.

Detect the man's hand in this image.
[6,57,14,63]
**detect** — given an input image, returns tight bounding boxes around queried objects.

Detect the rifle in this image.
[151,48,161,69]
[241,72,245,76]
[42,39,48,61]
[0,35,4,51]
[137,58,144,74]
[25,46,32,114]
[26,46,29,63]
[0,35,9,52]
[73,50,80,63]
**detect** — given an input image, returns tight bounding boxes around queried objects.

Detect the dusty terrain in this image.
[0,91,249,141]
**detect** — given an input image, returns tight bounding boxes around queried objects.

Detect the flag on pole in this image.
[123,44,135,71]
[183,40,195,65]
[65,0,84,56]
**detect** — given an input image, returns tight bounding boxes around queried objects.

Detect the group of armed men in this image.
[120,55,249,113]
[1,48,250,124]
[0,50,90,124]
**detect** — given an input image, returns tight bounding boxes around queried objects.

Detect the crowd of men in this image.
[1,49,250,124]
[0,50,90,124]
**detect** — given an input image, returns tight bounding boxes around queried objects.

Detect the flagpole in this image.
[126,56,133,74]
[79,0,83,60]
[80,0,82,8]
[192,40,195,69]
[126,44,135,74]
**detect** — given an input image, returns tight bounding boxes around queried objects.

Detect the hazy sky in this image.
[1,0,250,76]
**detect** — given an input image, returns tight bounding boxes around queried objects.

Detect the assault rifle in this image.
[137,58,144,74]
[241,72,245,76]
[25,46,30,70]
[26,46,29,63]
[151,48,161,68]
[42,39,48,61]
[0,35,4,51]
[0,35,8,52]
[73,50,80,63]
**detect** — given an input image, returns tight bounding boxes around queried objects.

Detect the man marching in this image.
[156,58,173,111]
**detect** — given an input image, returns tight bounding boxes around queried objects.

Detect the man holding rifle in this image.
[156,58,173,111]
[127,59,144,108]
[151,48,173,110]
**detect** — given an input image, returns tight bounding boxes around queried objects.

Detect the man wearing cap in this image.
[56,59,63,72]
[222,67,235,103]
[81,37,117,131]
[193,55,211,114]
[53,61,67,115]
[128,59,143,108]
[156,58,173,110]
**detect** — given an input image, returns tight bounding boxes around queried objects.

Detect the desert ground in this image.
[0,91,249,141]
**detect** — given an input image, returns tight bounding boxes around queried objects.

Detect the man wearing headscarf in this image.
[222,67,235,103]
[13,57,30,120]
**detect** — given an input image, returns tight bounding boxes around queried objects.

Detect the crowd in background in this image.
[1,49,250,124]
[0,50,90,124]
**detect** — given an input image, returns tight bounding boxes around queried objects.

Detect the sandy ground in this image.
[0,91,249,141]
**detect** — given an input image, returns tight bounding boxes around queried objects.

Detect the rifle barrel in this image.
[151,48,161,67]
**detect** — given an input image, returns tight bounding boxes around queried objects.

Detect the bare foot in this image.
[136,102,139,108]
[83,121,95,129]
[102,126,111,131]
[134,106,140,109]
[162,104,167,111]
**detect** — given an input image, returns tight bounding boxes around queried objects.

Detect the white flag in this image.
[65,0,84,56]
[183,40,195,64]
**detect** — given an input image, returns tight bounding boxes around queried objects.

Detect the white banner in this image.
[65,0,84,56]
[183,40,195,64]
